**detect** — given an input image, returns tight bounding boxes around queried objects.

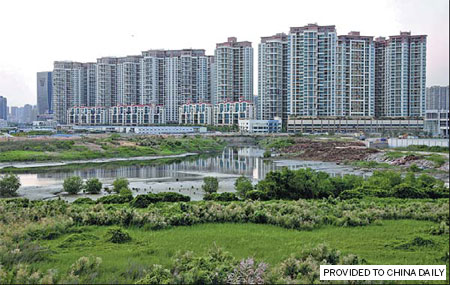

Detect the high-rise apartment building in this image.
[258,33,288,123]
[426,86,449,111]
[85,63,97,107]
[36,71,53,115]
[52,61,85,124]
[385,32,427,117]
[374,37,387,117]
[117,56,142,105]
[140,49,212,123]
[336,32,375,117]
[288,24,337,117]
[0,96,7,120]
[214,37,253,104]
[96,57,118,108]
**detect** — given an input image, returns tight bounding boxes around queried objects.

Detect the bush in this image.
[339,189,364,200]
[235,176,253,198]
[158,192,190,202]
[119,188,133,196]
[73,197,95,204]
[130,194,161,208]
[202,177,219,194]
[136,264,172,284]
[245,190,270,201]
[204,192,239,201]
[263,150,271,158]
[408,163,421,172]
[113,178,129,193]
[130,192,190,208]
[96,194,132,204]
[63,176,83,195]
[84,178,102,194]
[105,227,131,243]
[392,183,426,199]
[0,173,21,197]
[69,256,102,278]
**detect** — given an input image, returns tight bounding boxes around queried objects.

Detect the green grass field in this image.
[36,220,448,284]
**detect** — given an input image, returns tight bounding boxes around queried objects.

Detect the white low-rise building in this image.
[67,106,109,125]
[424,110,449,138]
[179,103,213,125]
[109,104,165,126]
[239,118,281,133]
[71,125,207,134]
[214,101,254,126]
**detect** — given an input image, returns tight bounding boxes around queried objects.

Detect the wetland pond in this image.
[14,146,371,201]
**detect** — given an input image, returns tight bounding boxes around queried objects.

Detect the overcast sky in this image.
[0,0,448,106]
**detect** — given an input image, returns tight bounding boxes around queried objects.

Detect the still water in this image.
[17,147,370,200]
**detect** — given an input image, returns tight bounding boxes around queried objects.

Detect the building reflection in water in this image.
[30,147,369,183]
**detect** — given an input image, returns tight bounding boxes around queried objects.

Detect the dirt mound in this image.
[282,139,378,162]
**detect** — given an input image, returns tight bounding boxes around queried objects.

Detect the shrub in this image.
[73,197,95,204]
[234,176,253,198]
[392,183,426,199]
[105,227,131,243]
[0,173,21,197]
[339,189,364,200]
[158,192,190,202]
[69,256,102,278]
[84,178,102,194]
[245,190,269,201]
[226,258,267,284]
[130,194,161,208]
[204,192,239,201]
[130,192,190,208]
[263,150,271,158]
[408,163,421,172]
[135,265,172,284]
[202,177,219,194]
[96,194,132,204]
[119,188,133,196]
[113,178,129,193]
[63,176,83,195]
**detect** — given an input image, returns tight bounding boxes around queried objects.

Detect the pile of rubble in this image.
[281,139,379,162]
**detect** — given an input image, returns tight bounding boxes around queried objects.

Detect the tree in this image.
[63,176,83,195]
[263,150,271,158]
[0,173,21,197]
[234,176,253,198]
[202,177,219,194]
[113,178,129,193]
[84,178,102,194]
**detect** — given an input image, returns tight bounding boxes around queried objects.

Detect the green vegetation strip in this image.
[0,135,225,163]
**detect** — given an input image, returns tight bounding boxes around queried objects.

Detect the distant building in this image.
[36,71,53,115]
[288,24,337,117]
[424,110,449,138]
[238,118,281,133]
[109,104,165,126]
[426,86,449,111]
[71,125,207,134]
[336,32,375,117]
[67,106,109,125]
[214,101,254,126]
[214,37,253,104]
[383,32,427,117]
[258,33,288,124]
[287,117,424,134]
[0,96,7,120]
[179,103,213,125]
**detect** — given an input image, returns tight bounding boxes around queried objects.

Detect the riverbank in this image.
[0,135,226,163]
